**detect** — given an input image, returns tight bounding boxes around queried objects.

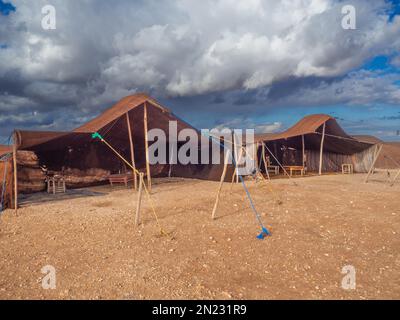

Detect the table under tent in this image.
[6,94,234,210]
[254,114,377,176]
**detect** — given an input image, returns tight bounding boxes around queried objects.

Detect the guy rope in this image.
[205,132,271,240]
[91,132,171,238]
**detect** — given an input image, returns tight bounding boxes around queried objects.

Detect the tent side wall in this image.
[305,145,376,173]
[261,135,376,173]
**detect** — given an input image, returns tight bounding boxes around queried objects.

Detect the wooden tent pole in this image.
[135,173,144,226]
[12,132,18,215]
[365,144,383,183]
[318,122,326,175]
[143,102,152,192]
[302,134,305,168]
[126,113,137,191]
[255,142,260,174]
[230,146,244,193]
[262,142,271,181]
[168,147,173,178]
[8,157,13,210]
[212,152,230,220]
[232,134,239,184]
[262,142,266,172]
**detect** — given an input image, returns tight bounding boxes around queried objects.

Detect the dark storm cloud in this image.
[0,0,399,141]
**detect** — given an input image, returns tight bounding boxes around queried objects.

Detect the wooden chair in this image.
[46,175,66,194]
[342,164,353,174]
[266,156,280,175]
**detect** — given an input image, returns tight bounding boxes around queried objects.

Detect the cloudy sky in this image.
[0,0,400,143]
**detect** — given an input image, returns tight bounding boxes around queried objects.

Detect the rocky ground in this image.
[0,173,399,299]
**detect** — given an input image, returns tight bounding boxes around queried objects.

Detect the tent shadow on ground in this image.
[19,188,108,207]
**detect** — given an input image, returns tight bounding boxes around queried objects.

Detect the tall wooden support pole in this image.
[319,122,326,175]
[143,102,152,192]
[12,132,18,214]
[230,148,243,186]
[168,147,174,178]
[365,144,383,183]
[261,142,266,172]
[255,142,260,172]
[273,141,278,165]
[262,143,271,181]
[126,113,137,191]
[302,134,305,168]
[212,152,230,220]
[233,134,239,184]
[135,173,144,226]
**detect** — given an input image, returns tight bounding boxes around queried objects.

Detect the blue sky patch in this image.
[0,0,15,16]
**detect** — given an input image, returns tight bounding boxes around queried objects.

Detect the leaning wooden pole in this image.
[126,113,137,191]
[254,142,260,173]
[262,143,271,181]
[365,144,383,183]
[135,173,144,227]
[168,147,174,178]
[230,146,244,193]
[233,134,239,184]
[212,152,230,220]
[143,102,152,192]
[12,132,18,215]
[318,122,326,175]
[302,134,305,168]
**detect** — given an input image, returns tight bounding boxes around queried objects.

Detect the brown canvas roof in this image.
[74,93,171,133]
[15,94,194,151]
[351,135,383,144]
[255,114,374,155]
[255,114,344,142]
[15,131,69,150]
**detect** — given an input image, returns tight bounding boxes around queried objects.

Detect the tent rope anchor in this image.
[92,132,172,239]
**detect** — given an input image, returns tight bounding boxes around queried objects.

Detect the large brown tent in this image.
[12,94,231,197]
[255,114,377,173]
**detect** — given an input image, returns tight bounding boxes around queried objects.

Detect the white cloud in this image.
[2,0,399,102]
[391,55,400,67]
[214,118,282,133]
[0,0,399,141]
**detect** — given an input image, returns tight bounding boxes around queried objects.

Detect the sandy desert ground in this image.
[0,173,399,300]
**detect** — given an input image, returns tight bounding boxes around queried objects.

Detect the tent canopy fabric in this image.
[16,94,196,153]
[13,94,231,182]
[255,114,374,155]
[74,93,173,133]
[255,114,332,142]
